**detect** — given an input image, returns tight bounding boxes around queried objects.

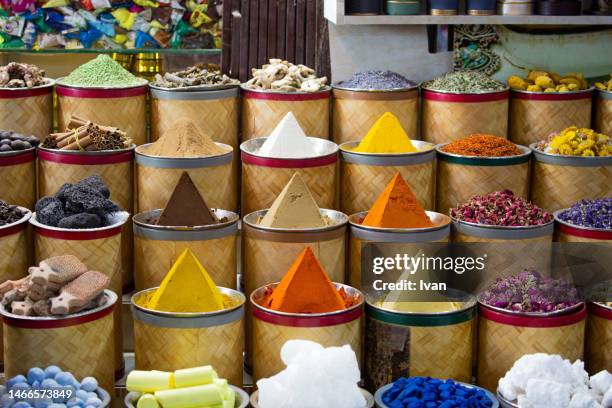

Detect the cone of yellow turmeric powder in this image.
[352,112,419,154]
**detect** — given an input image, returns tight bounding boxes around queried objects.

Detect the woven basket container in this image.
[240,137,339,215]
[339,140,436,214]
[365,292,476,392]
[56,82,148,146]
[131,287,245,386]
[133,209,239,291]
[250,283,363,382]
[1,290,116,391]
[421,88,509,145]
[31,212,129,377]
[435,144,531,214]
[150,86,240,148]
[348,211,451,289]
[554,210,612,243]
[0,147,36,209]
[0,81,54,138]
[586,302,611,373]
[509,89,593,147]
[332,85,419,144]
[135,144,236,213]
[477,303,587,392]
[594,89,612,136]
[241,86,331,141]
[0,209,31,365]
[530,146,612,212]
[38,146,135,291]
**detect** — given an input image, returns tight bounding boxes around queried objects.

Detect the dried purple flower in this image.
[450,190,553,226]
[558,198,611,230]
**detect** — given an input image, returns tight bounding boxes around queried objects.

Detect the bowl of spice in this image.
[149,66,240,147]
[339,112,435,214]
[421,71,509,144]
[530,127,611,211]
[585,282,612,374]
[55,55,148,146]
[241,59,330,140]
[135,117,236,213]
[0,62,54,139]
[435,134,531,214]
[554,198,611,242]
[477,270,586,392]
[0,201,32,308]
[332,70,418,144]
[594,75,612,136]
[0,130,39,209]
[507,71,593,146]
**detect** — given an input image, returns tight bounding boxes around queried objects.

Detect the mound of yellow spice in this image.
[536,127,611,157]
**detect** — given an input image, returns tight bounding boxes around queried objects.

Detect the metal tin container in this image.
[435,144,531,214]
[586,302,611,373]
[250,388,375,408]
[376,381,499,408]
[30,212,130,377]
[429,0,459,14]
[467,0,497,14]
[38,145,136,292]
[477,303,587,392]
[56,80,148,146]
[125,386,250,408]
[497,0,534,14]
[0,147,36,209]
[348,211,451,289]
[537,0,581,14]
[346,0,381,14]
[554,210,611,243]
[133,209,239,291]
[250,283,364,382]
[240,137,339,214]
[1,290,117,392]
[135,143,236,213]
[451,218,554,242]
[385,0,422,14]
[331,84,419,145]
[131,287,245,386]
[509,88,593,147]
[241,85,331,140]
[365,291,477,391]
[0,80,54,139]
[421,87,510,144]
[530,144,611,212]
[339,140,436,214]
[594,89,612,136]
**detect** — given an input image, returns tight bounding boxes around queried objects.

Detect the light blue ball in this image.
[74,391,87,402]
[84,394,95,402]
[53,373,74,388]
[0,386,6,395]
[48,405,66,408]
[66,398,84,408]
[11,383,30,396]
[40,380,58,391]
[33,398,53,408]
[83,398,100,408]
[43,367,62,380]
[6,375,27,389]
[12,402,31,408]
[26,368,45,386]
[1,394,14,408]
[30,382,40,391]
[78,379,96,394]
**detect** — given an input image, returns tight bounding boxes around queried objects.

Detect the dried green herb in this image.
[423,71,505,93]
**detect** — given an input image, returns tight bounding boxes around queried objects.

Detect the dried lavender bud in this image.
[450,190,553,226]
[558,198,611,229]
[481,269,581,313]
[336,70,415,90]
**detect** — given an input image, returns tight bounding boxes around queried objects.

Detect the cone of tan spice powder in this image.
[144,118,229,158]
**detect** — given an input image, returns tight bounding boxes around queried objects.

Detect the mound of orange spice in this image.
[441,134,521,157]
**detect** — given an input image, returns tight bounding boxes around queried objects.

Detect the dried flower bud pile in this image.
[450,190,553,226]
[244,59,327,92]
[0,200,26,226]
[595,74,612,92]
[0,62,49,88]
[536,127,611,157]
[153,66,239,89]
[43,116,131,151]
[336,70,415,90]
[508,70,589,93]
[480,269,580,313]
[0,130,39,152]
[422,71,506,93]
[441,134,521,157]
[558,198,611,230]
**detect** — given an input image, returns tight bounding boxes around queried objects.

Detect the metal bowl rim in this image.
[435,143,531,159]
[30,211,130,232]
[239,83,331,94]
[0,145,37,157]
[0,78,55,90]
[553,209,612,233]
[249,388,374,408]
[133,208,240,230]
[477,296,585,317]
[0,207,32,230]
[339,140,435,157]
[242,208,348,233]
[511,86,595,96]
[529,142,612,160]
[55,76,148,89]
[349,210,452,233]
[38,144,136,156]
[135,142,234,159]
[366,288,477,316]
[376,381,499,408]
[240,136,338,159]
[332,83,419,93]
[420,84,509,94]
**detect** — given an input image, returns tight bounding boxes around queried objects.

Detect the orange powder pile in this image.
[262,247,348,313]
[361,172,434,229]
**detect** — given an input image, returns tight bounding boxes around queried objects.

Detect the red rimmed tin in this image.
[421,87,509,144]
[0,81,54,138]
[0,147,36,209]
[554,210,611,243]
[56,81,148,146]
[240,137,339,215]
[586,302,611,373]
[30,212,130,378]
[477,303,586,392]
[1,290,117,392]
[509,88,593,147]
[250,282,363,382]
[241,85,331,141]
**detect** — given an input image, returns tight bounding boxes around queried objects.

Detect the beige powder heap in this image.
[144,118,229,158]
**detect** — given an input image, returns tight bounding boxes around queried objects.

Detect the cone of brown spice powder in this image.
[143,117,229,158]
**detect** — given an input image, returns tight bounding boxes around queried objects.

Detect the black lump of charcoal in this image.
[36,198,65,227]
[58,213,103,229]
